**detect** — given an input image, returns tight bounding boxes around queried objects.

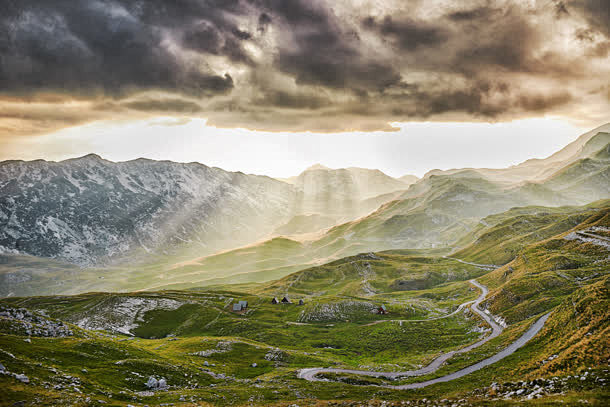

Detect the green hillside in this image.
[0,137,608,302]
[452,200,610,265]
[1,202,608,405]
[2,142,608,297]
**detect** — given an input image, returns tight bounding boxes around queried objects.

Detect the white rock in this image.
[15,373,29,383]
[145,377,158,389]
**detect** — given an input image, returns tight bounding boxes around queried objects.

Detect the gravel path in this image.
[362,280,486,327]
[298,279,551,389]
[392,312,551,389]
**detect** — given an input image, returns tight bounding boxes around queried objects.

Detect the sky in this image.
[0,116,592,177]
[1,0,609,176]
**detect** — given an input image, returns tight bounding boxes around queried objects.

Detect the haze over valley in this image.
[2,123,609,297]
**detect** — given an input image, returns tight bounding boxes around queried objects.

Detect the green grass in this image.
[1,203,609,405]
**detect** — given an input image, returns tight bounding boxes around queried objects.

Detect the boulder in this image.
[145,377,158,389]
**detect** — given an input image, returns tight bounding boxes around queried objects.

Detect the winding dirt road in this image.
[297,279,551,389]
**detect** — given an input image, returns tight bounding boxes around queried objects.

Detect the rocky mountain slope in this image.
[154,133,610,291]
[0,155,296,266]
[0,124,608,295]
[0,157,413,267]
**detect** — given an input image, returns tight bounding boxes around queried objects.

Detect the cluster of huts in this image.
[232,300,248,312]
[231,297,306,313]
[232,297,387,314]
[271,296,304,305]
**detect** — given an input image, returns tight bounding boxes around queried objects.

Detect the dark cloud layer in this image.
[0,0,237,97]
[0,0,608,135]
[362,16,447,51]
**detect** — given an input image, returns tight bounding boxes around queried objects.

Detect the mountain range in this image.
[0,123,609,296]
[0,157,416,267]
[1,123,609,406]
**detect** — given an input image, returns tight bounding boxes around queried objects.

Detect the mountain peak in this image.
[305,163,331,171]
[76,153,104,161]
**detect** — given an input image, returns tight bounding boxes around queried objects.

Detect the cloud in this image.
[0,0,608,136]
[0,0,235,97]
[569,0,610,37]
[267,0,401,92]
[362,16,447,51]
[123,97,203,113]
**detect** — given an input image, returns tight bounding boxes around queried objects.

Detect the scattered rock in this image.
[14,373,29,383]
[264,348,285,362]
[146,377,158,389]
[145,376,167,391]
[190,341,233,357]
[0,306,73,337]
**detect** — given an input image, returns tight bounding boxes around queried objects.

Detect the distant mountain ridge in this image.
[147,126,610,290]
[290,165,414,222]
[0,123,608,276]
[0,155,296,265]
[421,123,610,184]
[0,157,412,266]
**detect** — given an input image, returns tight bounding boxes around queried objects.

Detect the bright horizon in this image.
[0,117,597,178]
[3,1,609,179]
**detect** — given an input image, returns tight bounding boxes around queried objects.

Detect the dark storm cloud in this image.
[362,16,447,51]
[123,98,203,113]
[254,90,331,110]
[181,19,254,64]
[446,5,541,74]
[516,92,574,112]
[553,1,570,18]
[447,6,496,21]
[257,13,272,33]
[0,0,236,97]
[569,0,610,36]
[0,0,608,135]
[262,0,401,92]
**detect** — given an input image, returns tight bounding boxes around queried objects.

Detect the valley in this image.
[1,198,608,405]
[2,1,609,404]
[2,125,609,298]
[0,124,609,405]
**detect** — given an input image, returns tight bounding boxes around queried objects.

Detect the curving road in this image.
[298,279,551,389]
[362,296,476,327]
[392,312,551,389]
